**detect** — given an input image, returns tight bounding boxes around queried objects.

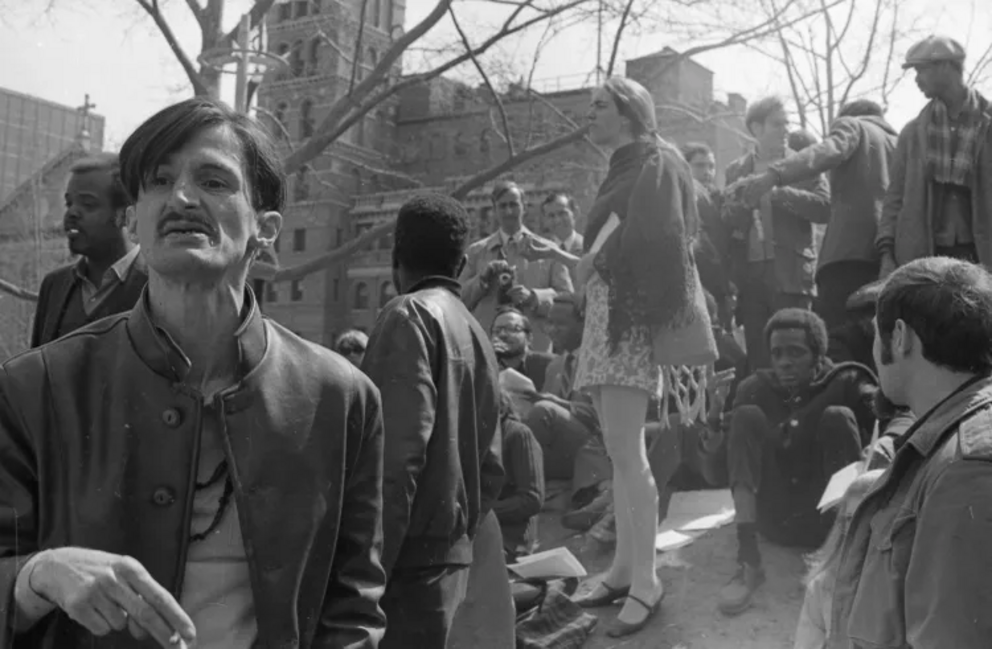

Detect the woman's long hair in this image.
[804,469,884,586]
[602,76,657,140]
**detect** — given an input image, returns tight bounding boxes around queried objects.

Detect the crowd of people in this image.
[0,32,990,649]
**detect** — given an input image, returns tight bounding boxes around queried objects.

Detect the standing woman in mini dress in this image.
[529,77,715,637]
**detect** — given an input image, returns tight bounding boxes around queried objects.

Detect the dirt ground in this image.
[537,491,806,649]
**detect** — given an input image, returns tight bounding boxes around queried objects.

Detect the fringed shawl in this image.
[584,138,701,351]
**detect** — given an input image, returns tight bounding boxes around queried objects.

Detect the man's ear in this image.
[252,211,283,250]
[894,318,912,358]
[125,206,138,243]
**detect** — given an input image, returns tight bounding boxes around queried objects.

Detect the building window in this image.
[290,40,305,77]
[275,102,288,128]
[253,279,266,303]
[371,0,381,30]
[379,280,395,307]
[353,282,370,310]
[278,2,292,21]
[291,280,304,302]
[311,0,321,13]
[294,167,310,202]
[307,38,320,76]
[376,111,388,149]
[299,98,314,138]
[266,282,278,303]
[332,278,340,301]
[454,131,467,156]
[367,48,378,74]
[293,228,307,252]
[275,42,290,80]
[356,118,365,146]
[295,0,308,18]
[351,168,362,193]
[335,227,343,246]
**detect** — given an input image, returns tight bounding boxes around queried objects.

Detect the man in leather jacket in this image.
[362,193,504,649]
[0,98,386,649]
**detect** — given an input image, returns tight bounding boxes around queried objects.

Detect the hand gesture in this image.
[741,171,778,208]
[28,548,196,648]
[519,237,560,263]
[506,284,535,307]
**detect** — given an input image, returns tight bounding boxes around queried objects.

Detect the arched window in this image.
[379,280,396,308]
[294,166,310,202]
[353,282,370,310]
[299,98,314,138]
[308,38,320,75]
[384,0,394,31]
[371,0,382,30]
[275,43,290,80]
[290,40,305,77]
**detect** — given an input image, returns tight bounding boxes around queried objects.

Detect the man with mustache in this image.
[714,308,877,617]
[30,152,148,347]
[0,98,386,648]
[878,36,992,275]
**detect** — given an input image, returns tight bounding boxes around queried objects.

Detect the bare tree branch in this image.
[220,0,277,48]
[133,0,211,96]
[284,0,587,173]
[450,6,516,156]
[606,0,637,76]
[349,0,370,94]
[0,278,38,302]
[183,0,206,25]
[251,126,590,283]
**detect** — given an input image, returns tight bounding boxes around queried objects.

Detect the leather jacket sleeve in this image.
[314,377,388,648]
[360,304,438,577]
[0,365,42,645]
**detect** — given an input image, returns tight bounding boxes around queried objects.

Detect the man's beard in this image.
[493,340,524,364]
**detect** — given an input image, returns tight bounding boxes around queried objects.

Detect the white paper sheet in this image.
[817,461,864,512]
[655,489,736,552]
[508,547,588,579]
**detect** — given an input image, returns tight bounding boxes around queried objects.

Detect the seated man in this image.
[715,308,877,617]
[334,328,368,367]
[492,306,555,391]
[494,391,545,562]
[523,295,601,484]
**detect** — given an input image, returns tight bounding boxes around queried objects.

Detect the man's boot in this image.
[718,523,765,616]
[718,561,765,616]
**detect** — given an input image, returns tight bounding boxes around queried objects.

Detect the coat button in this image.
[161,408,182,427]
[152,487,176,506]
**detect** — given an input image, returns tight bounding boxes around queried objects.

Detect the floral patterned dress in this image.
[573,273,663,398]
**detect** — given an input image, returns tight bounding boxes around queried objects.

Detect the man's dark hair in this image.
[70,152,131,212]
[491,180,524,204]
[394,192,469,277]
[745,96,787,134]
[680,142,713,164]
[877,257,992,374]
[838,99,884,118]
[120,97,286,213]
[764,308,828,359]
[541,191,576,214]
[335,329,368,356]
[493,305,532,333]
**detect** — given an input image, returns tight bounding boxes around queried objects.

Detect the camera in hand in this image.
[495,267,517,305]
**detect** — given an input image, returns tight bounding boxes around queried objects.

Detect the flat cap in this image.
[846,278,886,313]
[903,35,966,69]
